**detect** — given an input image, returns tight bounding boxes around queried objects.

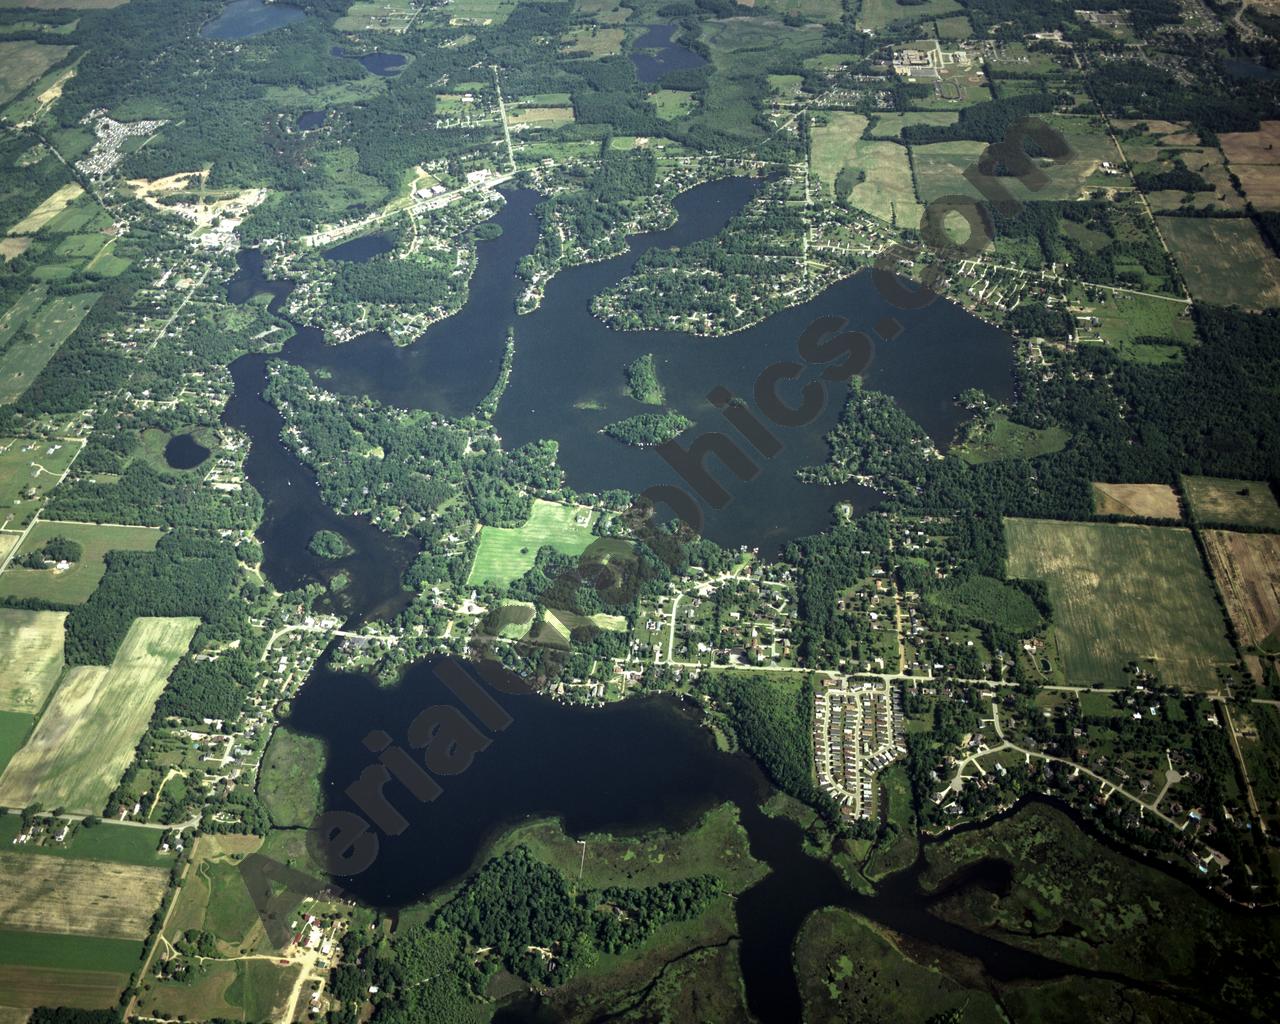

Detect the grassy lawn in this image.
[1005,518,1234,691]
[1159,216,1280,309]
[0,521,162,604]
[0,608,65,713]
[0,617,199,812]
[467,499,599,587]
[1183,476,1280,530]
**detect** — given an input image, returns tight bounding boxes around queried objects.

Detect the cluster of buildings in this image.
[814,680,906,814]
[814,679,905,819]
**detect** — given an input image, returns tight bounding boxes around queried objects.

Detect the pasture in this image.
[138,958,300,1023]
[1202,531,1280,650]
[1159,216,1280,309]
[0,40,69,107]
[336,0,417,31]
[0,520,162,604]
[1068,287,1197,361]
[166,836,271,956]
[1092,482,1182,520]
[1183,476,1280,530]
[0,714,31,776]
[0,608,65,713]
[1005,519,1234,691]
[752,0,843,22]
[652,89,695,119]
[467,499,598,587]
[0,291,100,405]
[0,854,166,939]
[0,616,198,812]
[561,26,624,57]
[0,435,79,530]
[856,0,960,31]
[444,0,516,25]
[866,111,957,140]
[811,112,923,226]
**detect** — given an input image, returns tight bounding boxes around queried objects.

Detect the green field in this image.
[911,115,1120,204]
[1183,476,1280,530]
[0,712,31,776]
[0,616,199,812]
[1005,519,1234,691]
[467,499,599,587]
[442,0,517,24]
[955,414,1069,464]
[0,929,141,974]
[1068,286,1197,360]
[866,110,958,140]
[0,520,162,603]
[856,0,960,31]
[0,291,100,405]
[810,112,923,226]
[0,608,65,713]
[0,436,79,531]
[652,89,695,120]
[1159,216,1280,309]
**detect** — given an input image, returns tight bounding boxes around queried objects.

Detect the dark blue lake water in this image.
[200,0,304,40]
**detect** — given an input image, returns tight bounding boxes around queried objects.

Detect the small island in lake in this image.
[308,529,353,559]
[625,353,665,405]
[602,411,692,447]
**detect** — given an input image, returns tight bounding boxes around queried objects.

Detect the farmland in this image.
[0,815,167,865]
[164,836,272,957]
[0,609,65,713]
[467,499,599,587]
[1183,476,1280,530]
[1005,519,1235,691]
[0,854,166,939]
[1159,217,1280,309]
[0,617,199,812]
[1092,482,1182,520]
[0,521,162,604]
[5,182,82,235]
[138,958,301,1023]
[1202,530,1280,650]
[810,112,922,225]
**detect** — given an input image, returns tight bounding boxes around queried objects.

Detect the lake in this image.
[331,45,407,77]
[272,178,1014,555]
[296,110,325,131]
[200,0,304,40]
[287,656,1174,1023]
[322,232,395,262]
[630,23,708,84]
[163,432,210,470]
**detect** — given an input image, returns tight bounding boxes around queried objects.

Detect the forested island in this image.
[601,411,693,446]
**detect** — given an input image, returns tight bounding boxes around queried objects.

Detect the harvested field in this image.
[0,609,65,713]
[0,617,198,811]
[0,965,126,1010]
[6,182,82,235]
[1202,530,1280,649]
[1006,519,1234,691]
[1093,482,1181,520]
[1219,120,1280,165]
[0,853,166,939]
